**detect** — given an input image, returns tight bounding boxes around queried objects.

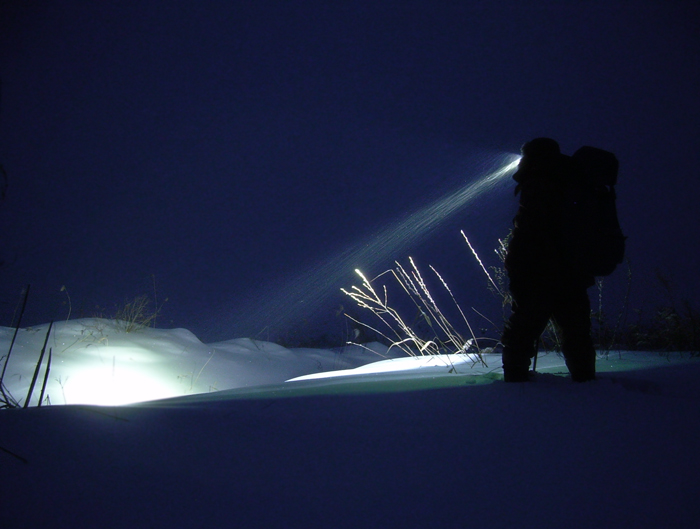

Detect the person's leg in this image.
[501,280,553,382]
[552,285,596,382]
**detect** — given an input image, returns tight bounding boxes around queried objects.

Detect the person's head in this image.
[513,137,562,185]
[520,137,560,160]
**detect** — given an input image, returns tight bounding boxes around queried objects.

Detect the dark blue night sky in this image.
[1,1,698,342]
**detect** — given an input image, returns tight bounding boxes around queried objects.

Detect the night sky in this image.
[1,1,698,342]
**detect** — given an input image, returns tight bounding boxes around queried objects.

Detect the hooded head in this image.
[512,137,563,190]
[520,137,560,160]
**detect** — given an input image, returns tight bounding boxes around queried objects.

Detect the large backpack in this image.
[563,146,626,277]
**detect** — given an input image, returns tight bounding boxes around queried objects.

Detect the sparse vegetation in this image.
[342,254,487,366]
[113,292,167,333]
[114,294,158,332]
[624,302,699,355]
[1,285,31,409]
[341,231,650,368]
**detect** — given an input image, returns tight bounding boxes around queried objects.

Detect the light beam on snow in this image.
[56,346,185,406]
[223,153,520,338]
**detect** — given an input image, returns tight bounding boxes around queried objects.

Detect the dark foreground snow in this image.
[2,352,699,529]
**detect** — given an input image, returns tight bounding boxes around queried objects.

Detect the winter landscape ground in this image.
[1,319,699,528]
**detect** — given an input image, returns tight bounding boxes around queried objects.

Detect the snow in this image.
[0,319,400,406]
[1,319,700,528]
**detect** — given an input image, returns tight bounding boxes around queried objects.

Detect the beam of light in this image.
[351,154,521,272]
[219,152,520,339]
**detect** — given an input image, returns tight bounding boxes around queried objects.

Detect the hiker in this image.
[501,138,597,382]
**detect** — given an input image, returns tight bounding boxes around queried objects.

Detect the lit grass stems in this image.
[341,257,487,368]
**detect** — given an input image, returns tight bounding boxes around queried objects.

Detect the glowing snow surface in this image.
[288,353,497,381]
[2,318,696,406]
[0,319,398,406]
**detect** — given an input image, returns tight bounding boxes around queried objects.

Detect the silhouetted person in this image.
[501,138,596,382]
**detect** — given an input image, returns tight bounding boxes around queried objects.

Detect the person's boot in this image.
[503,368,531,382]
[570,370,595,382]
[502,336,536,382]
[565,350,596,382]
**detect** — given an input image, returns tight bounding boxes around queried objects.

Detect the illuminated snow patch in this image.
[58,346,185,406]
[287,353,494,382]
[0,320,402,406]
